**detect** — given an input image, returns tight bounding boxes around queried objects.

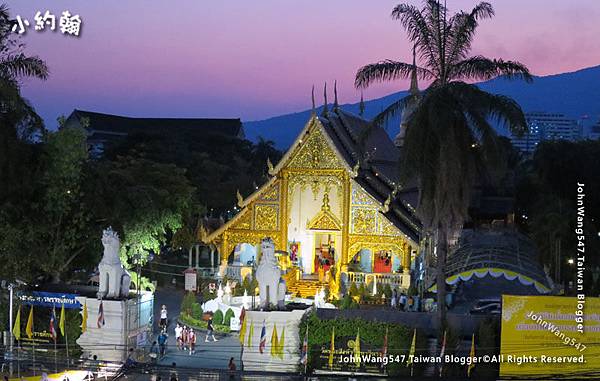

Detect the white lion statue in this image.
[255,237,286,309]
[97,228,131,299]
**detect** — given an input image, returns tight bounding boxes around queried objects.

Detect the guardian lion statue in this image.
[255,237,286,309]
[97,228,131,299]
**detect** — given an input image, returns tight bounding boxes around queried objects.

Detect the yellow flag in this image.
[59,304,66,336]
[278,327,285,359]
[354,328,361,366]
[328,327,335,368]
[270,324,279,357]
[406,329,416,367]
[468,333,476,377]
[247,320,253,347]
[25,306,34,340]
[12,306,21,341]
[239,315,247,346]
[81,301,88,334]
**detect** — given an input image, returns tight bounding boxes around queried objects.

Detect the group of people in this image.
[174,319,218,356]
[390,289,417,311]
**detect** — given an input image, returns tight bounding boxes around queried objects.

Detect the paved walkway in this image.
[153,288,241,370]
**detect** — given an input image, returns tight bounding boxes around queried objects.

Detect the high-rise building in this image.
[510,112,582,154]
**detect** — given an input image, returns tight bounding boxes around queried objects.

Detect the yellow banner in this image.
[500,295,600,378]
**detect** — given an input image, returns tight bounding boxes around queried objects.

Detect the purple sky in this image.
[6,0,600,128]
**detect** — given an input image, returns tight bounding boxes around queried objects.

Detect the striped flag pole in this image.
[302,324,309,375]
[439,329,447,378]
[50,306,58,373]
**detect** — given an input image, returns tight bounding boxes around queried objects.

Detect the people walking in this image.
[205,318,218,342]
[391,289,397,308]
[182,326,189,351]
[175,323,183,350]
[189,329,196,355]
[158,330,168,357]
[399,293,407,311]
[160,305,168,331]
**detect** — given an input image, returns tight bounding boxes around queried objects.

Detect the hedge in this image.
[299,311,427,377]
[179,313,231,333]
[213,309,224,325]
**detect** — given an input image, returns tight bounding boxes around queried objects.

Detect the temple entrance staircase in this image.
[287,278,323,298]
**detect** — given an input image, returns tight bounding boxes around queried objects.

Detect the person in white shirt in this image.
[160,305,168,330]
[174,323,183,350]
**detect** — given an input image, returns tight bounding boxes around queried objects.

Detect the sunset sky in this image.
[6,0,600,128]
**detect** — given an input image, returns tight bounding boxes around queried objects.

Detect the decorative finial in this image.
[323,82,328,114]
[311,85,316,115]
[359,92,365,116]
[333,80,339,110]
[410,44,419,95]
[267,157,275,175]
[350,160,360,178]
[382,193,392,213]
[321,191,331,212]
[236,189,244,207]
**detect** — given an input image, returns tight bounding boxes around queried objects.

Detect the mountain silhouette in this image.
[244,65,600,148]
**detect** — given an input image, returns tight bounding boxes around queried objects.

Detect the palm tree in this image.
[0,4,49,199]
[0,4,48,135]
[355,1,532,329]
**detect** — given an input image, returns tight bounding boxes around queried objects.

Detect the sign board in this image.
[18,291,82,309]
[314,337,384,375]
[184,269,197,291]
[500,295,600,378]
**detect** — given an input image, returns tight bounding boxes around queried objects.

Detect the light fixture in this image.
[567,258,574,265]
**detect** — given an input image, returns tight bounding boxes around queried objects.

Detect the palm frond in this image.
[0,54,49,80]
[391,2,440,76]
[451,56,532,82]
[371,93,414,127]
[355,60,433,88]
[446,81,527,136]
[445,2,494,67]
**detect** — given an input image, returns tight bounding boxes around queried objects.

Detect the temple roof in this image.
[317,108,421,242]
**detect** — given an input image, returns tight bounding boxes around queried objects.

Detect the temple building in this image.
[200,86,422,297]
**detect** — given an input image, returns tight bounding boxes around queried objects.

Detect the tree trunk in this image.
[436,227,448,336]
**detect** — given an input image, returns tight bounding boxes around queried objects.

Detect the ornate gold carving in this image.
[286,170,344,219]
[233,210,252,230]
[307,192,342,231]
[254,204,279,231]
[260,181,280,202]
[352,208,377,234]
[380,216,401,236]
[351,183,376,206]
[347,234,406,258]
[223,230,281,258]
[287,123,345,170]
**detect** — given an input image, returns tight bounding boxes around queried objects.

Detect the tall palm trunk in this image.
[436,227,448,330]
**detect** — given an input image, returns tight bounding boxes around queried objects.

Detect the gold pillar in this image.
[341,173,350,271]
[280,171,289,251]
[221,233,229,267]
[402,241,411,274]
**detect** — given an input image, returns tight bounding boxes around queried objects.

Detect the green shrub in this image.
[179,314,230,333]
[213,309,224,325]
[348,282,359,297]
[383,284,393,298]
[181,292,196,316]
[224,308,235,326]
[191,303,203,320]
[299,311,412,376]
[339,295,358,310]
[358,283,367,297]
